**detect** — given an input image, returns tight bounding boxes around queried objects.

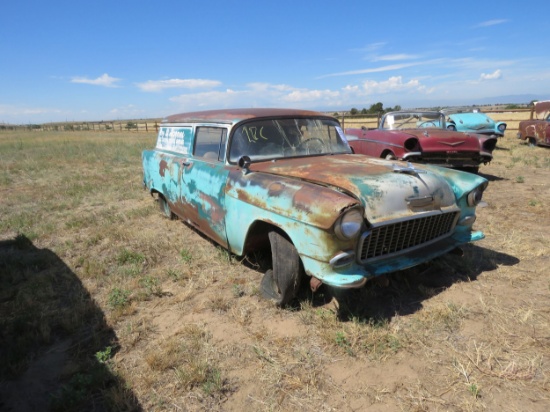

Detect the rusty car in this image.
[142,108,489,306]
[441,108,506,137]
[517,100,550,147]
[345,110,497,174]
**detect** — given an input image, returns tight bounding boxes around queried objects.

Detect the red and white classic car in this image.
[345,110,497,173]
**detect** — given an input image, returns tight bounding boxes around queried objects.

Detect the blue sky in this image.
[1,0,549,124]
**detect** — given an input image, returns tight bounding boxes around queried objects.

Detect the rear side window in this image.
[194,127,227,161]
[156,126,193,154]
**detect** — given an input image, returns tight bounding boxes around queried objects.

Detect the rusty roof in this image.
[162,108,335,124]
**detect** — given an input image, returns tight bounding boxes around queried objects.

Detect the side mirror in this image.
[238,155,251,175]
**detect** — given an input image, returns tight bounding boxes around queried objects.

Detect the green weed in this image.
[108,288,130,309]
[95,346,113,364]
[117,249,145,265]
[335,331,354,356]
[468,383,481,398]
[139,275,162,298]
[179,248,193,263]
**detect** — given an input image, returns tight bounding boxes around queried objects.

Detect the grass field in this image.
[0,129,548,411]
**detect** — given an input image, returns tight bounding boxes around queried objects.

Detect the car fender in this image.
[224,169,359,259]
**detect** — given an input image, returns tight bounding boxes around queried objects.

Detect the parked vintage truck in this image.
[517,100,550,147]
[142,108,489,306]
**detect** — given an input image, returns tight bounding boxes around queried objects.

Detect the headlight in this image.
[404,137,419,151]
[334,208,363,240]
[498,123,506,132]
[483,138,497,152]
[467,182,488,207]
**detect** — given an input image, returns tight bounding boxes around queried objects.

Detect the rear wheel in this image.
[260,231,303,307]
[384,152,396,160]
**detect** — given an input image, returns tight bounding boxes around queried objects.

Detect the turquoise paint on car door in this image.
[179,126,230,247]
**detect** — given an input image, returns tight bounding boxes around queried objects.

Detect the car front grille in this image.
[359,212,459,261]
[417,152,480,163]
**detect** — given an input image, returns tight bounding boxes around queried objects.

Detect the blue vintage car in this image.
[142,108,488,307]
[441,108,506,137]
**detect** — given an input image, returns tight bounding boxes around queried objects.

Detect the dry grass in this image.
[1,129,549,411]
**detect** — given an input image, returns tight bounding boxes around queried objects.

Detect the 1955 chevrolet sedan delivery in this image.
[142,108,488,306]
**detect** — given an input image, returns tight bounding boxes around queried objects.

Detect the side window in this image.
[194,127,227,161]
[156,127,192,154]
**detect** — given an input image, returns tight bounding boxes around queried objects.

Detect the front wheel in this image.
[260,231,303,307]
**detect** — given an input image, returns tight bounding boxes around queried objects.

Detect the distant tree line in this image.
[332,101,532,117]
[336,102,402,117]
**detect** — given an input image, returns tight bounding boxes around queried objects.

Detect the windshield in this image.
[228,117,351,163]
[381,112,445,130]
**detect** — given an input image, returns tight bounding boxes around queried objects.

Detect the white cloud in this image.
[360,76,425,94]
[474,19,509,28]
[136,78,222,92]
[319,62,423,78]
[480,69,502,80]
[70,73,121,87]
[170,89,243,109]
[166,77,437,112]
[247,82,294,93]
[372,54,419,62]
[282,89,340,103]
[343,85,360,92]
[168,83,343,111]
[351,42,387,53]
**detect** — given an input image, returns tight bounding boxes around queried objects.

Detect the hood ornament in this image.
[439,141,465,146]
[407,195,435,209]
[392,162,427,176]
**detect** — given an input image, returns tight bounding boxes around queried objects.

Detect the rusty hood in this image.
[248,154,458,223]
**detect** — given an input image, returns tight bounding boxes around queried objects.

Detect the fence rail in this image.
[0,120,162,133]
[0,109,533,133]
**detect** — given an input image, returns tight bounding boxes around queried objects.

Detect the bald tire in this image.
[260,231,302,307]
